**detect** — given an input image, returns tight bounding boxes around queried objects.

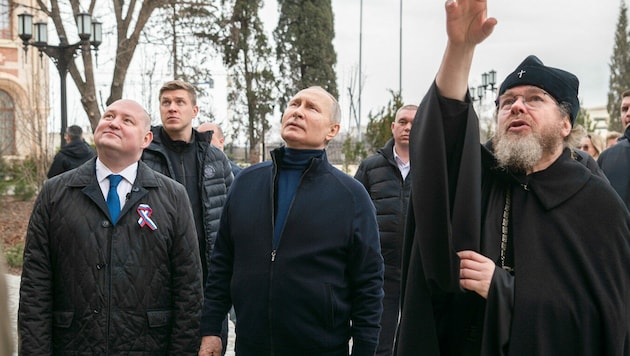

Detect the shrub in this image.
[4,242,24,269]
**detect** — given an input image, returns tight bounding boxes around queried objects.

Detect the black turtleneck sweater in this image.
[159,128,205,272]
[273,147,325,247]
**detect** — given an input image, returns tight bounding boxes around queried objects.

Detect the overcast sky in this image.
[261,0,621,133]
[59,0,623,139]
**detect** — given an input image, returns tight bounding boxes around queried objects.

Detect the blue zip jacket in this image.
[201,148,384,356]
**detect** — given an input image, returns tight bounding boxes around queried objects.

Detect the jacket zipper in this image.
[268,154,316,354]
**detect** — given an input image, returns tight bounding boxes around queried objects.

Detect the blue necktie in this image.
[107,174,123,224]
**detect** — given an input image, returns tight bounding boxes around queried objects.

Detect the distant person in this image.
[598,89,630,210]
[199,86,384,356]
[354,104,416,356]
[395,1,630,354]
[141,80,232,353]
[578,132,605,160]
[19,99,203,354]
[198,122,242,176]
[47,125,96,178]
[606,130,621,147]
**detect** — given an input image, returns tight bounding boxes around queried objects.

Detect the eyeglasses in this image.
[579,144,592,150]
[498,89,556,111]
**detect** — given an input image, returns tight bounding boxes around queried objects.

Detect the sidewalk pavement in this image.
[6,273,235,355]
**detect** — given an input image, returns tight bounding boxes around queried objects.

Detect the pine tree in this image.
[274,0,338,108]
[575,100,594,132]
[607,0,630,132]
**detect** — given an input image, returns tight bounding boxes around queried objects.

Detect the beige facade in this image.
[0,0,50,160]
[585,105,610,136]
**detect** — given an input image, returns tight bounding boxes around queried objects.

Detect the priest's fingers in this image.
[457,250,492,263]
[445,0,497,47]
[458,250,495,299]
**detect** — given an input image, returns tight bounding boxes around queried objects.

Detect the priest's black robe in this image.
[395,82,630,355]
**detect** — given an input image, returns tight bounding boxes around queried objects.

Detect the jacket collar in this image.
[66,158,161,189]
[270,146,330,173]
[484,144,592,210]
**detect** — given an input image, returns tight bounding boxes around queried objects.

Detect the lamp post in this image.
[470,69,497,103]
[17,11,102,147]
[470,70,498,139]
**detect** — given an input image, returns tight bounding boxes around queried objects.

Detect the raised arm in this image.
[436,0,497,100]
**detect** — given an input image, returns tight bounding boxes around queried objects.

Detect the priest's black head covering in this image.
[496,55,580,125]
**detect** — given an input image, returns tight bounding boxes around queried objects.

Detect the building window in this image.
[0,90,15,155]
[0,0,8,39]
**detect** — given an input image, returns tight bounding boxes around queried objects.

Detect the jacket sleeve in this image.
[19,184,54,354]
[348,188,384,356]
[168,184,204,354]
[408,81,481,293]
[203,148,234,265]
[200,195,234,336]
[353,162,368,188]
[221,151,234,192]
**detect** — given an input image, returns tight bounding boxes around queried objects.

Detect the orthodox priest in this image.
[394,0,630,355]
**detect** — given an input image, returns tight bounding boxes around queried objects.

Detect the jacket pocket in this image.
[52,311,74,328]
[146,309,173,328]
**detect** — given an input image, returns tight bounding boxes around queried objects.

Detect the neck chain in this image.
[500,189,514,273]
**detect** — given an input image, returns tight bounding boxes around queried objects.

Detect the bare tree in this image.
[35,0,171,131]
[10,54,51,193]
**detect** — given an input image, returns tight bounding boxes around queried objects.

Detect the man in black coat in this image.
[395,1,630,355]
[354,104,416,356]
[598,89,630,210]
[47,125,95,178]
[20,99,203,354]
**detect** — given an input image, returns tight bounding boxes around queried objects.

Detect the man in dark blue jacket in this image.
[354,104,416,356]
[199,86,384,356]
[598,89,630,210]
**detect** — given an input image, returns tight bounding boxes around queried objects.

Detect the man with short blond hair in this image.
[142,80,233,282]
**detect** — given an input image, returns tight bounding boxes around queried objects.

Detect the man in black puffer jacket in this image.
[141,80,233,283]
[354,104,416,356]
[141,80,233,354]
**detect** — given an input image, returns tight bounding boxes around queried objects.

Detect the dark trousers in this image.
[376,293,400,356]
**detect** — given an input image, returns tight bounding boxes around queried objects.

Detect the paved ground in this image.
[6,274,18,356]
[6,273,235,355]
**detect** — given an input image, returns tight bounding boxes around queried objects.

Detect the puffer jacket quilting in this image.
[19,159,203,355]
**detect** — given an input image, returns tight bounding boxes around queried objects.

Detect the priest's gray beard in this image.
[492,120,563,173]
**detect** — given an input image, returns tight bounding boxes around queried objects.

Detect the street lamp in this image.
[470,70,498,139]
[17,11,102,147]
[470,69,497,103]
